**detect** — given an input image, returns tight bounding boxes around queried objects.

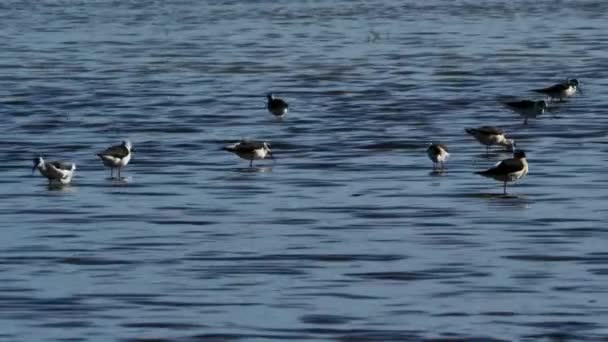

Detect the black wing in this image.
[466,126,503,136]
[269,98,288,109]
[505,100,535,109]
[480,158,525,176]
[533,83,568,94]
[234,140,265,152]
[49,161,74,170]
[100,144,129,158]
[475,126,503,135]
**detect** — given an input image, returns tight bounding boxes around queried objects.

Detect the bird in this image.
[97,140,134,179]
[427,143,449,169]
[475,150,528,195]
[504,100,547,124]
[533,79,581,101]
[224,139,273,167]
[267,94,289,117]
[465,126,516,154]
[32,157,76,185]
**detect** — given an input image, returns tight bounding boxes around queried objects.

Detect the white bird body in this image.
[563,85,577,97]
[465,126,515,153]
[427,143,449,169]
[476,150,528,194]
[33,157,76,184]
[97,140,134,178]
[504,100,547,124]
[224,140,273,167]
[98,152,132,169]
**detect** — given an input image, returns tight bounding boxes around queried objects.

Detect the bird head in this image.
[122,140,134,152]
[537,100,548,111]
[569,78,582,93]
[263,142,273,159]
[506,139,516,152]
[32,156,44,173]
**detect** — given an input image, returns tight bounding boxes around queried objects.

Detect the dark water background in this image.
[1,1,608,341]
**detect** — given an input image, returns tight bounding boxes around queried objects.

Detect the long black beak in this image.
[578,86,583,94]
[32,165,37,175]
[268,151,274,161]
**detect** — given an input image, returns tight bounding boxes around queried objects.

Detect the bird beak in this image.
[268,151,274,160]
[32,165,37,175]
[578,86,583,94]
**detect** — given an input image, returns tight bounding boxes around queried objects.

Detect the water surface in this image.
[1,0,608,341]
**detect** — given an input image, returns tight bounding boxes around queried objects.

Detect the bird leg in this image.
[249,159,253,167]
[503,181,507,195]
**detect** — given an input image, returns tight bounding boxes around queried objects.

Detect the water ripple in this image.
[1,0,608,340]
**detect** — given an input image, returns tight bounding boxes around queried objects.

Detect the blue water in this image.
[1,1,608,341]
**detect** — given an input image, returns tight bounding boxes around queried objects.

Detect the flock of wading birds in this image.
[32,79,580,195]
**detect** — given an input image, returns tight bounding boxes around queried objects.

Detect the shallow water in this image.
[1,1,608,341]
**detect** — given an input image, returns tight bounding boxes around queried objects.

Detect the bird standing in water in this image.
[476,150,528,195]
[224,140,273,167]
[427,143,449,170]
[465,126,516,154]
[504,100,547,124]
[32,157,76,185]
[97,140,134,179]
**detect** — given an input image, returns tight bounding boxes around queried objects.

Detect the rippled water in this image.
[1,1,608,341]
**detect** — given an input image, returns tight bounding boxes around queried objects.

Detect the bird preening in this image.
[465,126,515,154]
[31,140,135,185]
[427,143,449,170]
[32,157,76,185]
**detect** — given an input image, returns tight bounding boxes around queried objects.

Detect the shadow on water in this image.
[234,166,273,173]
[474,151,513,161]
[429,169,448,177]
[46,183,75,192]
[106,176,131,183]
[469,192,528,200]
[106,177,132,184]
[466,192,532,208]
